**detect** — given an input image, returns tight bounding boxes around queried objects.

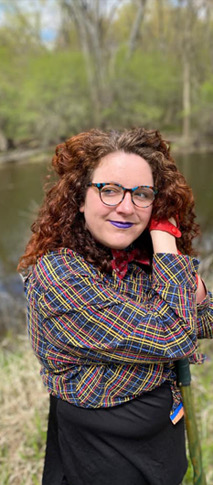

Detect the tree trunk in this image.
[182,53,191,142]
[59,0,118,126]
[179,0,194,143]
[126,0,147,60]
[0,131,8,152]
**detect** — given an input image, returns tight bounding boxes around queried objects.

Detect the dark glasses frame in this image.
[87,182,158,208]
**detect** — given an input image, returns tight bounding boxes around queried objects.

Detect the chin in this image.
[111,245,129,250]
[108,238,135,250]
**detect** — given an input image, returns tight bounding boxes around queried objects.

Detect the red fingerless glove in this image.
[149,218,182,238]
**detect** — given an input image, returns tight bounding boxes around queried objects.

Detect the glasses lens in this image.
[100,185,123,206]
[133,187,155,207]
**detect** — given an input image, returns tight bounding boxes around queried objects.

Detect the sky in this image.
[0,0,60,44]
[0,0,207,44]
[0,0,122,44]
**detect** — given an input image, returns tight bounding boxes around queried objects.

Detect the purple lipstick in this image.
[109,221,133,229]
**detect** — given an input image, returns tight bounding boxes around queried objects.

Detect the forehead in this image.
[92,151,153,185]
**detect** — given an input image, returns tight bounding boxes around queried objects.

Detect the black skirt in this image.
[42,383,187,485]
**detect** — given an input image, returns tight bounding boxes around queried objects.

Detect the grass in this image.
[0,335,213,485]
[182,340,213,485]
[0,335,48,485]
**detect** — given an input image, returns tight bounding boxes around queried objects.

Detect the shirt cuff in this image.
[197,290,211,312]
[152,253,199,289]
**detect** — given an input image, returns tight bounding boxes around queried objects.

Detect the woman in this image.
[18,128,213,485]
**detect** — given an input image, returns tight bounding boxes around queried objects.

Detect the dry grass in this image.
[1,335,213,485]
[0,335,48,485]
[186,340,213,485]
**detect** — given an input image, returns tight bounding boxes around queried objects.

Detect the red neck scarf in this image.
[111,248,150,280]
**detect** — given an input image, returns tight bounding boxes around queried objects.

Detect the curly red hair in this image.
[18,128,199,273]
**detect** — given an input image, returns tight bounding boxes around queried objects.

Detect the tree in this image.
[57,0,152,126]
[0,0,213,147]
[57,0,117,125]
[126,0,147,59]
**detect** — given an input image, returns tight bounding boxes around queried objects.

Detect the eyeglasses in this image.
[87,183,157,208]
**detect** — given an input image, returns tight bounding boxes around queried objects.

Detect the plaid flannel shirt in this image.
[24,248,213,424]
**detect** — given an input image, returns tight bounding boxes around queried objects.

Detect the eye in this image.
[133,188,154,202]
[102,185,122,196]
[134,189,149,199]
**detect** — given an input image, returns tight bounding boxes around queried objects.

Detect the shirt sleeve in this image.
[33,253,200,365]
[196,291,213,339]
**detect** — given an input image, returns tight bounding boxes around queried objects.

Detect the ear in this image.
[79,203,85,213]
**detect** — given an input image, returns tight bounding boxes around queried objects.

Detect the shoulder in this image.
[24,249,118,309]
[38,248,90,276]
[25,248,98,292]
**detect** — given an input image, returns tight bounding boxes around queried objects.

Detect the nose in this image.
[116,191,135,214]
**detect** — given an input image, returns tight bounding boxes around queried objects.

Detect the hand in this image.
[149,216,180,254]
[196,275,207,303]
[149,216,181,238]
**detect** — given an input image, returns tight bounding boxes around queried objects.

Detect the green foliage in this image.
[191,78,213,139]
[17,50,89,144]
[201,79,213,102]
[0,46,90,145]
[0,46,23,134]
[0,0,213,147]
[108,49,181,130]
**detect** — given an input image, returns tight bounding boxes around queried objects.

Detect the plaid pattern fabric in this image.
[24,248,213,423]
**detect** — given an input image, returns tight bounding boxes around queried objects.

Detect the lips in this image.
[109,221,134,229]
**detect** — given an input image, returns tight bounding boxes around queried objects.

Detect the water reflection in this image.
[176,153,213,232]
[0,162,48,273]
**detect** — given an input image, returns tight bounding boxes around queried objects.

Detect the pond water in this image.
[0,151,213,335]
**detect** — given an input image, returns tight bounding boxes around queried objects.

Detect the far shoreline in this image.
[0,138,213,166]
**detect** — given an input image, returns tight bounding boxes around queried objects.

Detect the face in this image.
[80,151,154,249]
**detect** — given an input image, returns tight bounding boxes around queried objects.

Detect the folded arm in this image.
[29,252,200,366]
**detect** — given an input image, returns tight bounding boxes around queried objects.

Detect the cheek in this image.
[79,191,92,214]
[79,193,109,221]
[140,207,153,226]
[147,207,153,221]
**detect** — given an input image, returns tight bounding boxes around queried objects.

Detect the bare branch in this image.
[126,0,147,60]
